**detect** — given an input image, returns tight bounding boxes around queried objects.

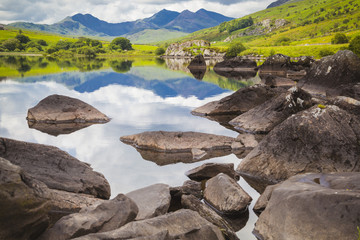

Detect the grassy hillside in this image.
[162,0,360,58]
[124,29,188,44]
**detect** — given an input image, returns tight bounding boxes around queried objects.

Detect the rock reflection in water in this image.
[128,148,233,166]
[27,122,95,136]
[189,67,207,80]
[214,69,257,81]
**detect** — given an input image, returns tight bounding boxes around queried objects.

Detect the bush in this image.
[275,36,291,46]
[349,35,360,56]
[155,47,165,56]
[2,38,22,51]
[26,41,43,51]
[77,46,96,58]
[319,49,335,58]
[15,34,30,44]
[110,37,133,51]
[331,33,348,44]
[225,43,246,58]
[37,39,47,46]
[55,40,72,50]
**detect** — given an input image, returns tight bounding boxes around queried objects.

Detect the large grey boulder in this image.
[204,173,252,214]
[27,94,109,123]
[121,131,235,164]
[126,184,171,220]
[188,54,206,69]
[237,105,360,184]
[73,209,225,240]
[185,163,239,181]
[181,194,239,240]
[0,137,110,199]
[300,50,360,98]
[192,85,286,116]
[254,173,360,240]
[0,157,50,240]
[229,86,313,133]
[258,54,292,71]
[39,194,138,240]
[214,57,257,70]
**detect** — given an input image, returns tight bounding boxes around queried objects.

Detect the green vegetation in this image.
[331,33,348,44]
[226,42,246,57]
[109,37,133,51]
[155,47,166,56]
[349,35,360,56]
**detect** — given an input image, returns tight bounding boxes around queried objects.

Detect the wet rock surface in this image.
[300,50,360,97]
[27,94,110,124]
[73,209,225,240]
[192,85,287,116]
[0,157,50,240]
[237,105,360,184]
[0,137,111,199]
[39,194,138,240]
[254,173,360,240]
[229,87,314,133]
[126,183,171,220]
[186,163,239,181]
[204,173,252,214]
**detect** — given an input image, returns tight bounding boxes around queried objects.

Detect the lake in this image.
[0,55,262,239]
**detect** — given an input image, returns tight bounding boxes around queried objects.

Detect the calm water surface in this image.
[0,56,261,239]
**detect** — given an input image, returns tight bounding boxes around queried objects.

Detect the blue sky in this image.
[0,0,274,24]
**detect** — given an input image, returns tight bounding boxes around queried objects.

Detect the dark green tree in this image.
[109,37,133,51]
[15,33,30,44]
[225,43,246,58]
[2,38,22,51]
[155,47,165,56]
[349,35,360,56]
[331,33,348,44]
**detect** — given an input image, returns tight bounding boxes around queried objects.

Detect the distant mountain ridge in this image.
[8,9,234,37]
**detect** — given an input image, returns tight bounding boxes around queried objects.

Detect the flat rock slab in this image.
[121,131,235,163]
[0,137,111,199]
[186,163,239,181]
[0,157,50,240]
[39,194,138,240]
[27,94,110,123]
[254,173,360,240]
[126,183,171,220]
[204,173,252,214]
[73,209,225,240]
[192,85,286,116]
[237,105,360,184]
[230,86,313,133]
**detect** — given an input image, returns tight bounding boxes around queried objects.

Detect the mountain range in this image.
[8,9,234,41]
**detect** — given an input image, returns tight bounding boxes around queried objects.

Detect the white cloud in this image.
[0,0,273,24]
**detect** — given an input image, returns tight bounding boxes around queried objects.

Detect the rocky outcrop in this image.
[254,173,360,240]
[229,87,314,133]
[170,180,203,206]
[237,105,360,184]
[181,195,239,240]
[261,75,296,88]
[187,54,207,80]
[204,173,252,214]
[27,94,110,124]
[185,163,239,181]
[73,209,225,240]
[300,50,360,97]
[258,54,292,72]
[120,131,235,164]
[165,40,210,58]
[0,157,50,240]
[39,194,138,240]
[0,137,111,199]
[192,85,287,116]
[126,184,171,220]
[213,57,258,80]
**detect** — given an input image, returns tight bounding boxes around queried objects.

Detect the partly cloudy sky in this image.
[0,0,274,24]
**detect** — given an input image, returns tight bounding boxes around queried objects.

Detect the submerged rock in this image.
[27,94,110,124]
[120,131,235,164]
[254,173,360,240]
[185,163,239,181]
[229,86,313,133]
[39,194,138,240]
[126,184,171,220]
[204,173,252,215]
[73,209,225,240]
[0,157,50,240]
[237,105,360,184]
[192,85,286,116]
[300,50,360,97]
[0,137,111,199]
